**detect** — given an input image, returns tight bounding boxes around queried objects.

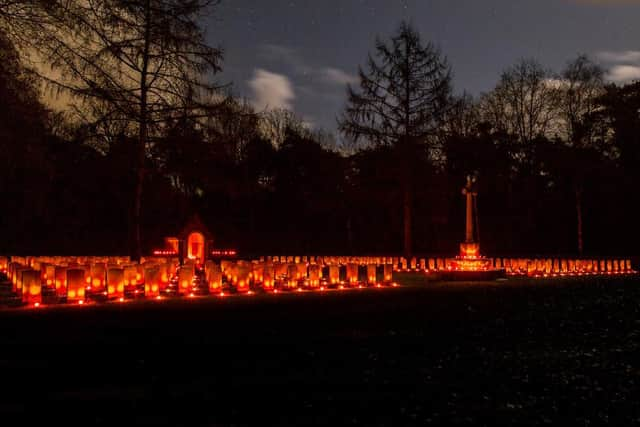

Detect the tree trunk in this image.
[132,0,151,262]
[402,41,413,259]
[403,179,412,258]
[576,187,583,255]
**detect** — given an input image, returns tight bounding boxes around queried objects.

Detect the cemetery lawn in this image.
[1,275,639,425]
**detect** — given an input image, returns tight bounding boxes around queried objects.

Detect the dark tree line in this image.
[0,12,639,257]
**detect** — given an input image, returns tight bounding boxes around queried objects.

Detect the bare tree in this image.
[443,93,479,139]
[339,21,452,257]
[480,59,560,145]
[259,108,310,148]
[558,55,605,255]
[0,1,52,48]
[26,0,225,260]
[559,55,605,147]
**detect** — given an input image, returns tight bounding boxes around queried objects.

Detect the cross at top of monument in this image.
[462,174,477,196]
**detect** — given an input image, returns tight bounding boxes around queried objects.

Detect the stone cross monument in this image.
[460,175,479,258]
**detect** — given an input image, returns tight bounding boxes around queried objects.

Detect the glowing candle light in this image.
[262,264,274,290]
[287,264,298,290]
[308,264,320,288]
[178,264,195,296]
[367,264,377,285]
[54,266,67,298]
[144,266,160,298]
[90,264,106,293]
[66,268,86,303]
[21,269,41,305]
[107,267,125,299]
[346,263,358,286]
[383,264,393,283]
[236,264,251,293]
[329,265,340,285]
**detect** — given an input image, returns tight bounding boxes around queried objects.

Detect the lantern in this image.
[329,265,340,285]
[379,264,391,283]
[41,263,55,289]
[274,263,287,281]
[206,262,223,292]
[367,264,377,285]
[236,264,250,292]
[54,266,67,298]
[157,263,170,293]
[22,269,41,305]
[90,264,106,294]
[308,264,320,288]
[178,264,195,296]
[296,263,307,280]
[107,267,124,299]
[66,268,86,302]
[13,265,29,295]
[286,264,298,289]
[144,266,160,297]
[346,263,358,286]
[262,264,274,290]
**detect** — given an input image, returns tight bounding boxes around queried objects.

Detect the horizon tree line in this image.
[0,2,638,257]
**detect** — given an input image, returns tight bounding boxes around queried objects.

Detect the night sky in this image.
[207,0,640,133]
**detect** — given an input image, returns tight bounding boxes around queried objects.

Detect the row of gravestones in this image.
[263,255,635,276]
[0,256,399,306]
[0,255,635,307]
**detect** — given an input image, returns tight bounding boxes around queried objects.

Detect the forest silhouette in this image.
[1,2,638,258]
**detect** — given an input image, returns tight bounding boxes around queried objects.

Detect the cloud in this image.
[595,50,640,83]
[597,50,640,63]
[248,69,295,111]
[606,65,640,83]
[322,67,358,85]
[258,44,356,86]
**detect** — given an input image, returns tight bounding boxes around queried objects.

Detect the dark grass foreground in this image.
[1,276,640,426]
